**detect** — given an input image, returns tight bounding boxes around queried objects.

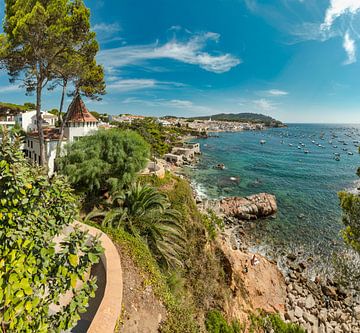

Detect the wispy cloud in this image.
[121,97,211,114]
[98,30,241,74]
[244,0,360,65]
[265,89,288,96]
[94,23,122,34]
[107,79,185,92]
[253,98,278,111]
[343,31,356,65]
[0,85,21,93]
[93,22,123,44]
[321,0,360,30]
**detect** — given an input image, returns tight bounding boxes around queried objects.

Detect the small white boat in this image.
[260,140,266,145]
[304,150,309,154]
[348,152,354,155]
[297,146,302,149]
[334,156,340,161]
[333,145,338,148]
[289,143,293,147]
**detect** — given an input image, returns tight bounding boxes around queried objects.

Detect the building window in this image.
[34,153,37,162]
[29,152,32,159]
[30,141,33,149]
[38,156,41,164]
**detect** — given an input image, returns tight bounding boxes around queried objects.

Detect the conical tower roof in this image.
[65,94,98,123]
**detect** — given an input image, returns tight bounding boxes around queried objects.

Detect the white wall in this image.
[15,110,56,132]
[64,122,98,142]
[25,137,67,176]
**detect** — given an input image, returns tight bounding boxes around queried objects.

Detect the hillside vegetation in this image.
[191,113,284,127]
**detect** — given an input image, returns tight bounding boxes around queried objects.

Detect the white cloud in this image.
[121,97,211,114]
[166,99,194,108]
[321,0,360,30]
[107,79,185,92]
[343,31,356,64]
[93,23,121,34]
[98,31,241,74]
[265,89,288,96]
[0,85,21,93]
[253,99,278,111]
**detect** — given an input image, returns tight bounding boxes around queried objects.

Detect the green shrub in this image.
[205,310,242,333]
[249,313,305,333]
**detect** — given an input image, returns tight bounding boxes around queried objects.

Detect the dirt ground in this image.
[117,244,167,333]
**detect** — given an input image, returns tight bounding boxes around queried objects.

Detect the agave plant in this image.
[85,182,185,269]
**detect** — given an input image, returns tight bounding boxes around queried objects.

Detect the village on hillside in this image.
[0,101,270,175]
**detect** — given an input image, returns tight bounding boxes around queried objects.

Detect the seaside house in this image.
[0,113,16,129]
[24,95,99,175]
[15,110,57,132]
[164,153,183,165]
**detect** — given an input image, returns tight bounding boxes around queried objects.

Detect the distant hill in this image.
[191,113,285,127]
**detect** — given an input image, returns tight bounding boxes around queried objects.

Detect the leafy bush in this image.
[58,129,150,199]
[250,313,305,333]
[86,182,185,269]
[0,131,103,332]
[205,310,242,333]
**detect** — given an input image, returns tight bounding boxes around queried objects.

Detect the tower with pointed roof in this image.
[64,94,99,142]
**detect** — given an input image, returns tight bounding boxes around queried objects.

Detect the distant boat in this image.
[260,140,266,145]
[342,148,348,151]
[289,143,293,147]
[334,153,340,157]
[333,145,338,148]
[304,150,309,154]
[297,146,302,149]
[348,152,354,156]
[334,156,340,161]
[214,163,225,170]
[311,140,315,144]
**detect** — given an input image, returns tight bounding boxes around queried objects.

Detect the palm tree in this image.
[85,182,185,269]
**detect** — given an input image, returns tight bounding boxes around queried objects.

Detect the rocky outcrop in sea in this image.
[219,193,277,220]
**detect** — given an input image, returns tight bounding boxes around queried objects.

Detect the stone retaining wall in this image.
[76,223,123,333]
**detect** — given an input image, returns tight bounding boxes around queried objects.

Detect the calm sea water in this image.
[186,124,360,265]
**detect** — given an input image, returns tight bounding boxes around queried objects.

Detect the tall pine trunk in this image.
[36,79,46,168]
[55,79,68,162]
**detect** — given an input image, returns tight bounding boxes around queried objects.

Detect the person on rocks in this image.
[251,254,260,266]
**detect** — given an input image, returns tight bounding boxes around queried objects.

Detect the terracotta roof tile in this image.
[65,95,98,123]
[28,128,68,141]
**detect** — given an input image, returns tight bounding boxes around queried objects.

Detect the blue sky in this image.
[1,0,360,123]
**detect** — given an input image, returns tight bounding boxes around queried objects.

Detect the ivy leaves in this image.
[0,130,103,332]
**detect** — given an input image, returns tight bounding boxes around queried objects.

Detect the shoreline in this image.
[179,166,360,332]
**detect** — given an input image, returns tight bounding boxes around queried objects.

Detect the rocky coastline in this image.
[194,189,360,332]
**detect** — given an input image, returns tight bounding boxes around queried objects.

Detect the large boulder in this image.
[216,239,286,322]
[219,193,277,220]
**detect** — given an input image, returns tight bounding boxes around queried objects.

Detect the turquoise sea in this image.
[186,124,360,270]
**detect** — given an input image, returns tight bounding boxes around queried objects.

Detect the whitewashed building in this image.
[25,95,99,175]
[15,110,57,132]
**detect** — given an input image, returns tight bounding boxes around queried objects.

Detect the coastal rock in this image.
[216,238,286,322]
[219,193,277,220]
[305,294,316,309]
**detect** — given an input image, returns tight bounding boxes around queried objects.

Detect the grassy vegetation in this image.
[205,310,243,333]
[86,173,304,333]
[249,313,306,333]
